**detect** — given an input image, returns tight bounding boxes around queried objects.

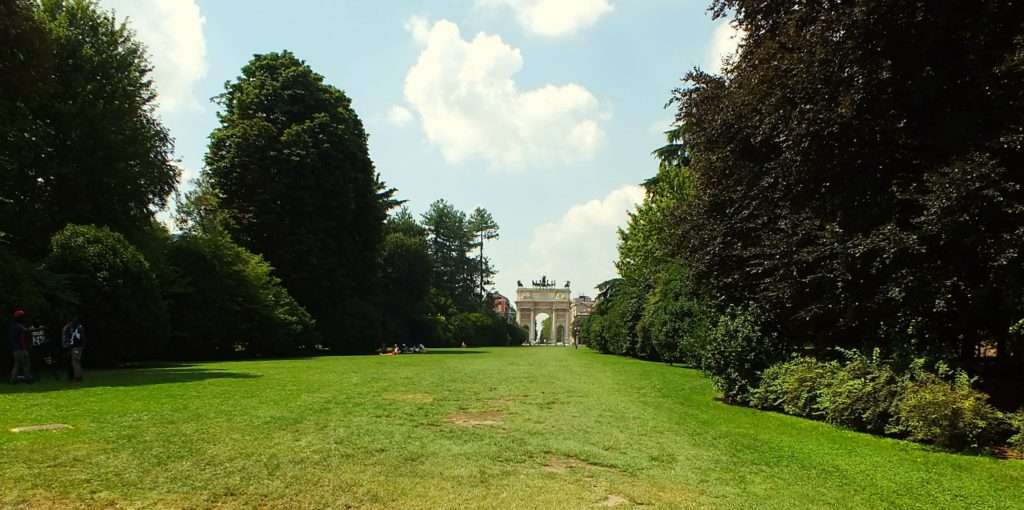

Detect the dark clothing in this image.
[62,321,86,349]
[62,320,86,381]
[8,322,29,352]
[10,349,31,382]
[31,327,61,380]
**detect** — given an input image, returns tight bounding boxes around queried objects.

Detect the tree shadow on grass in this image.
[1,364,260,394]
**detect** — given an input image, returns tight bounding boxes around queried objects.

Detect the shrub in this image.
[750,357,837,417]
[448,311,519,347]
[43,224,168,365]
[1009,410,1024,453]
[700,306,784,404]
[163,232,315,359]
[890,361,1007,450]
[636,264,713,364]
[817,349,902,433]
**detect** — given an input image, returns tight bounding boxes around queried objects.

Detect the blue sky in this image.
[100,0,739,299]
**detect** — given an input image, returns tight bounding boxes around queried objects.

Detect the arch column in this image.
[528,308,535,343]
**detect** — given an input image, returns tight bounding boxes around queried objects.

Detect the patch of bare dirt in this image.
[445,410,503,426]
[993,447,1024,460]
[543,455,598,473]
[597,494,630,507]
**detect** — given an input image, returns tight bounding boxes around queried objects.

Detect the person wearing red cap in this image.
[8,309,33,384]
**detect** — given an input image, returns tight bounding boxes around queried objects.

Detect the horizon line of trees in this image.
[1,0,522,368]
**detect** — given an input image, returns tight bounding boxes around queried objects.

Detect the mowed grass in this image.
[1,347,1022,509]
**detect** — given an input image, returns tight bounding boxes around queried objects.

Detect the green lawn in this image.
[1,347,1022,509]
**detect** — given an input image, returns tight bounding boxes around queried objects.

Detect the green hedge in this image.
[751,352,1019,452]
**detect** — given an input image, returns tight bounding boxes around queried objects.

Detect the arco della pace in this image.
[515,276,593,345]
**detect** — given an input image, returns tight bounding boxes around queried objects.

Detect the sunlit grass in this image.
[1,347,1021,509]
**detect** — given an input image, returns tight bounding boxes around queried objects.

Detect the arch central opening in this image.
[534,312,551,343]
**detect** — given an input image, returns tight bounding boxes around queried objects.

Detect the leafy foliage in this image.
[380,209,433,345]
[43,224,168,365]
[163,230,315,360]
[699,306,784,404]
[468,207,499,296]
[751,357,837,418]
[1009,410,1024,453]
[583,278,648,357]
[636,264,712,364]
[1,0,178,257]
[421,200,479,310]
[891,362,1009,450]
[449,311,522,347]
[816,350,902,433]
[672,0,1024,377]
[750,352,1021,451]
[204,51,388,353]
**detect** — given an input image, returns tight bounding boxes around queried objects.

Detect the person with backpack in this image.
[8,309,32,384]
[62,316,86,382]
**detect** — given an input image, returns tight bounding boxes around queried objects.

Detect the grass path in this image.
[1,347,1022,509]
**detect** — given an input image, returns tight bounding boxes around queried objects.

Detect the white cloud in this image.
[100,0,208,114]
[520,184,645,295]
[477,0,613,37]
[706,18,743,74]
[403,19,606,169]
[404,15,431,44]
[387,105,414,127]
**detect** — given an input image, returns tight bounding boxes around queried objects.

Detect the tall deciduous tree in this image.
[674,1,1024,382]
[204,51,389,353]
[0,0,178,256]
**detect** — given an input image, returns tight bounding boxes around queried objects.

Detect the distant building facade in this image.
[492,292,516,323]
[570,295,595,344]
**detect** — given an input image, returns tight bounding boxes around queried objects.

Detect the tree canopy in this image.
[674,0,1024,371]
[0,0,178,257]
[204,50,389,353]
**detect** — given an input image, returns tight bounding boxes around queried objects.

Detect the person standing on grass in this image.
[8,309,32,384]
[62,315,86,382]
[31,321,61,380]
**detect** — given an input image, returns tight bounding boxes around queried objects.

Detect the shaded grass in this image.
[1,347,1022,509]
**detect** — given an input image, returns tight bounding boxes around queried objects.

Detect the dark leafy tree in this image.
[1,0,178,257]
[379,208,433,345]
[163,230,316,360]
[43,224,168,365]
[204,51,389,353]
[672,1,1024,394]
[163,183,316,359]
[421,199,477,309]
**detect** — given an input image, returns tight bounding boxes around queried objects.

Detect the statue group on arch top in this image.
[517,276,570,288]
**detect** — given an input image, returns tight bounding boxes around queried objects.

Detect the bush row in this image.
[2,223,316,366]
[748,350,1024,452]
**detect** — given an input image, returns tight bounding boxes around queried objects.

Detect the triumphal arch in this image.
[516,276,572,344]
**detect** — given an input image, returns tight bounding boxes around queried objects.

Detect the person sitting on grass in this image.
[8,309,32,384]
